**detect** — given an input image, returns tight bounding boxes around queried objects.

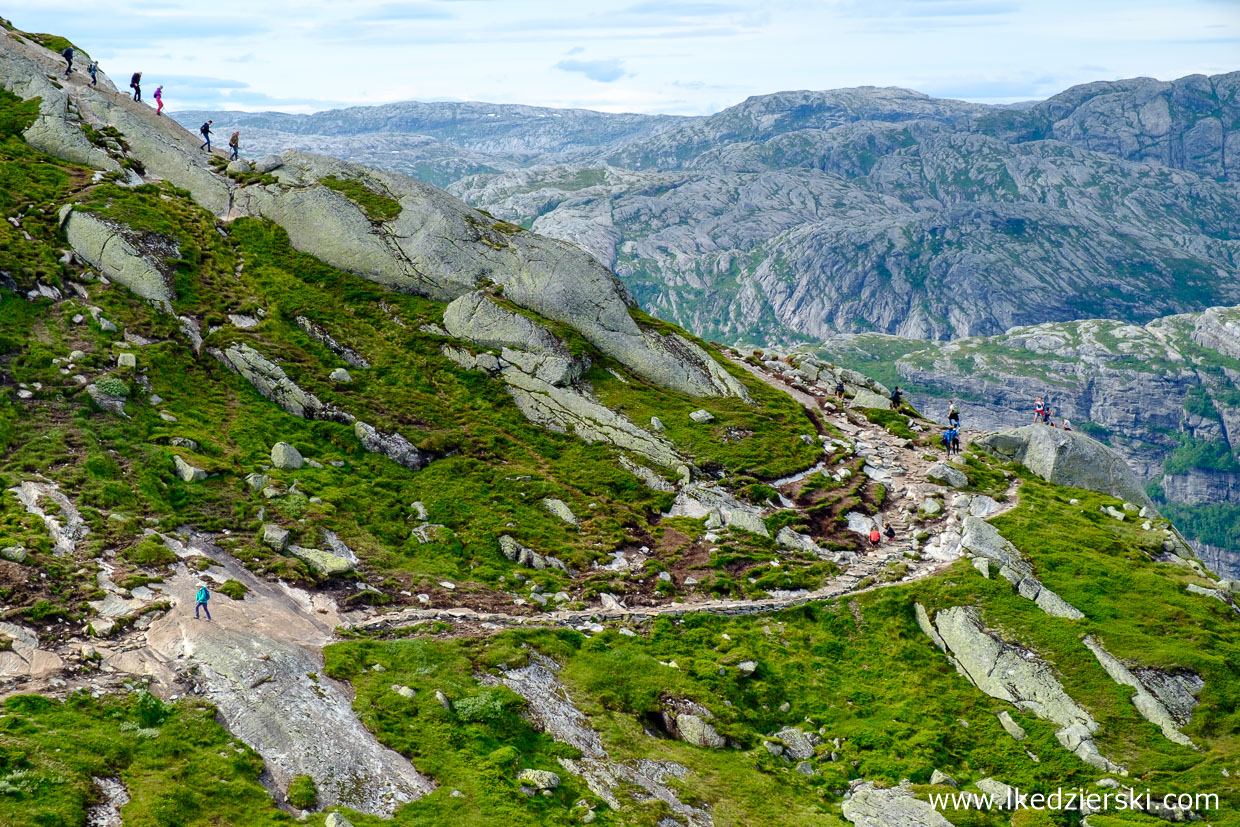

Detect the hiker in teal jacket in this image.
[195,583,211,620]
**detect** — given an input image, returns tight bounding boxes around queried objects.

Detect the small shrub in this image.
[122,538,177,567]
[218,579,247,600]
[287,774,316,810]
[94,376,130,397]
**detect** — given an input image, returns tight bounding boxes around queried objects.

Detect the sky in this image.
[9,0,1239,116]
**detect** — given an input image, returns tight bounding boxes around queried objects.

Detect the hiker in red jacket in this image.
[154,85,164,116]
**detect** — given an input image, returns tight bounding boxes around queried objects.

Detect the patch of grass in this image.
[320,175,401,222]
[218,579,248,600]
[287,774,316,809]
[121,538,177,568]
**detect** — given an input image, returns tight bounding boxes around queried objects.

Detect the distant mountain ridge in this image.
[180,71,1240,343]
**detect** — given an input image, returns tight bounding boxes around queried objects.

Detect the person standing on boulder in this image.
[229,130,240,161]
[154,85,164,116]
[88,60,99,86]
[200,120,213,152]
[61,45,74,75]
[194,582,211,621]
[130,71,142,101]
[1033,396,1045,425]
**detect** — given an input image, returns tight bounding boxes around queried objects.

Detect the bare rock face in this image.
[1082,636,1201,747]
[920,604,1124,774]
[975,426,1153,508]
[234,152,748,400]
[61,209,176,310]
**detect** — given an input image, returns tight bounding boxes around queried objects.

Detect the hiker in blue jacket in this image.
[194,582,211,620]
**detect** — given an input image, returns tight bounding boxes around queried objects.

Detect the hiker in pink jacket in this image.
[154,85,163,116]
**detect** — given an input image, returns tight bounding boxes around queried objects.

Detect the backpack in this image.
[62,47,72,58]
[200,123,210,136]
[197,586,209,603]
[869,529,881,543]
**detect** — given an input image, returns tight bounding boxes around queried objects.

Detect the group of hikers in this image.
[57,47,241,160]
[1033,396,1072,430]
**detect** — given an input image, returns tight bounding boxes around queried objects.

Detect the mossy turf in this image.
[315,473,1240,826]
[0,692,293,827]
[319,175,402,223]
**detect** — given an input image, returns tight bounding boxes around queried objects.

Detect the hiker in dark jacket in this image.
[130,71,142,101]
[228,131,240,160]
[89,60,99,86]
[950,428,961,456]
[199,120,213,152]
[947,400,960,427]
[889,386,903,410]
[61,46,74,75]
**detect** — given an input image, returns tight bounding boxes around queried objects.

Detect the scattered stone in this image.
[435,690,451,709]
[737,660,757,676]
[976,778,1019,809]
[676,713,725,749]
[391,685,416,699]
[0,545,27,563]
[288,546,353,576]
[919,498,942,516]
[325,814,355,827]
[69,349,86,362]
[169,437,199,451]
[271,441,304,470]
[542,498,580,527]
[517,769,561,791]
[172,455,207,483]
[929,769,956,787]
[842,781,952,826]
[226,159,250,175]
[256,154,284,173]
[116,352,136,369]
[329,367,353,384]
[689,409,715,423]
[997,711,1027,741]
[262,524,290,552]
[795,761,814,775]
[925,462,968,488]
[649,416,666,431]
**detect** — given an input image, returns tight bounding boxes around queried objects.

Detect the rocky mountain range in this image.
[815,307,1240,578]
[4,19,1240,827]
[182,72,1240,344]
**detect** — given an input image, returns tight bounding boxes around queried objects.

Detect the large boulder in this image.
[234,152,748,399]
[974,426,1152,507]
[842,781,953,827]
[61,209,176,310]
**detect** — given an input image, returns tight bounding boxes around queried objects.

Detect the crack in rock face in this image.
[482,653,713,826]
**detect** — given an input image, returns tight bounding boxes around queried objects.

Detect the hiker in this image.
[950,427,960,456]
[890,386,903,410]
[947,400,960,428]
[130,71,142,101]
[1062,419,1073,431]
[884,524,896,541]
[941,428,952,453]
[869,524,881,546]
[88,60,98,86]
[154,85,163,116]
[228,130,240,161]
[1033,396,1045,425]
[61,45,74,75]
[834,380,846,401]
[194,582,211,620]
[199,120,213,152]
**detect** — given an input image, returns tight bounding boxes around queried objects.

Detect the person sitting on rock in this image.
[1062,419,1073,431]
[194,582,212,621]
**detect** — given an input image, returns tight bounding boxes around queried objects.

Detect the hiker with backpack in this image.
[154,85,164,116]
[194,582,211,620]
[88,60,98,86]
[890,386,903,410]
[199,120,213,152]
[229,131,240,161]
[947,400,959,427]
[61,45,73,75]
[130,71,142,101]
[950,427,961,456]
[834,380,846,401]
